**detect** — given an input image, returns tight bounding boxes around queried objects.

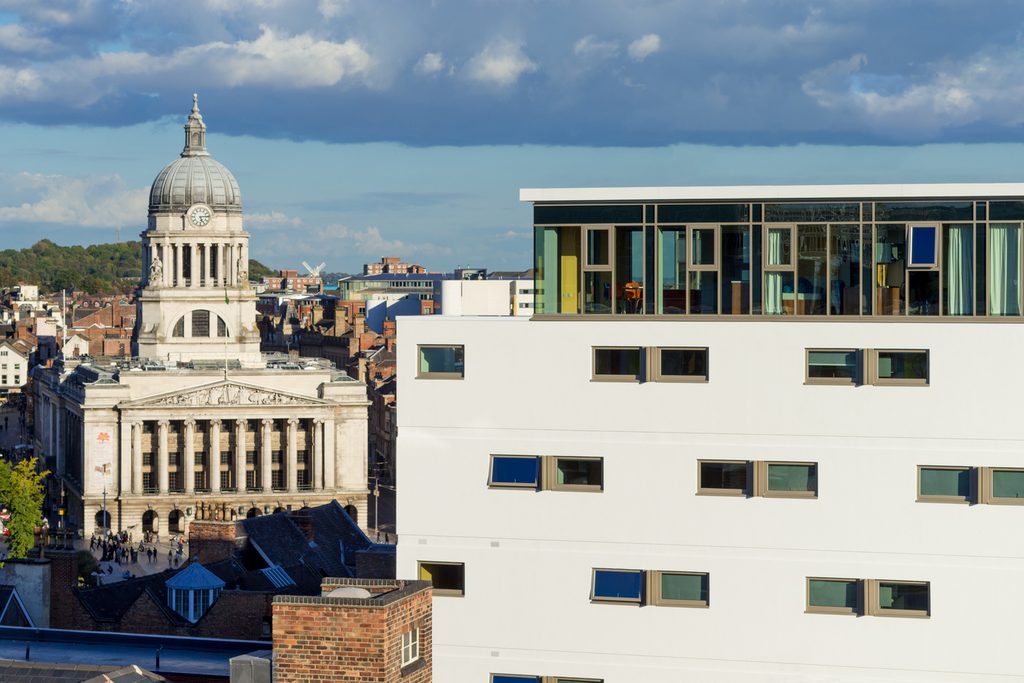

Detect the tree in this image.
[0,458,48,562]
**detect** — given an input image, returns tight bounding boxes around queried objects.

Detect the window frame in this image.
[589,568,644,606]
[916,465,973,504]
[805,577,862,616]
[417,560,465,597]
[687,224,720,270]
[650,346,709,383]
[591,346,643,382]
[869,348,929,386]
[583,226,613,270]
[756,460,818,499]
[982,466,1024,505]
[763,224,796,269]
[648,570,709,608]
[804,348,860,386]
[696,459,750,497]
[907,223,939,270]
[416,344,465,380]
[545,456,604,492]
[490,677,541,683]
[488,455,541,490]
[867,579,930,619]
[401,627,419,667]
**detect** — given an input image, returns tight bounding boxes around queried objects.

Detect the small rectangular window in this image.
[689,226,718,268]
[869,580,930,618]
[585,227,610,267]
[759,461,817,498]
[401,628,419,666]
[649,571,709,608]
[652,347,708,382]
[697,460,749,496]
[545,457,603,492]
[417,344,465,379]
[488,455,539,489]
[592,347,641,382]
[590,568,643,605]
[806,577,861,615]
[417,561,465,597]
[491,677,541,683]
[871,349,928,386]
[908,225,939,268]
[806,349,859,385]
[917,466,972,503]
[986,467,1024,505]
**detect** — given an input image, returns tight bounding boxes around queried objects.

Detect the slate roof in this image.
[0,661,128,683]
[165,562,224,590]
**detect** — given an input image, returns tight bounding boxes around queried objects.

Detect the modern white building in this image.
[34,97,370,538]
[398,183,1024,682]
[435,279,534,317]
[0,340,29,395]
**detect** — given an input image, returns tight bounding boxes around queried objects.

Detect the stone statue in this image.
[148,254,163,286]
[236,254,247,286]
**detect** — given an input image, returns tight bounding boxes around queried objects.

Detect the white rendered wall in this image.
[397,315,1024,682]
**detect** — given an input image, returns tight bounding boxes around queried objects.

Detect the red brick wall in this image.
[188,521,238,564]
[46,550,79,629]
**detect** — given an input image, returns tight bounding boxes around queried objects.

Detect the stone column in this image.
[184,419,196,494]
[323,417,336,490]
[312,419,323,492]
[234,419,246,491]
[163,237,172,287]
[131,421,143,494]
[210,420,221,493]
[261,418,273,492]
[226,243,234,286]
[191,243,200,287]
[203,243,212,287]
[157,420,169,494]
[287,418,298,493]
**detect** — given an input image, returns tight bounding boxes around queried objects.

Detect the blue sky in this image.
[1,1,1024,272]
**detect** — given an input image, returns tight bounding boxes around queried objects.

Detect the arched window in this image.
[172,317,185,337]
[217,316,228,337]
[192,310,210,337]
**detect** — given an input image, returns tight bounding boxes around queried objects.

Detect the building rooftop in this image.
[520,182,1024,203]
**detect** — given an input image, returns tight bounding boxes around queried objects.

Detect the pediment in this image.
[121,380,330,409]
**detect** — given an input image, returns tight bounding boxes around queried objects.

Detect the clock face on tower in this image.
[189,205,212,227]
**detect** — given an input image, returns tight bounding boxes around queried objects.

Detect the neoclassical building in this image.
[33,97,369,537]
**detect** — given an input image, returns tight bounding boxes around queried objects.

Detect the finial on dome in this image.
[181,92,209,158]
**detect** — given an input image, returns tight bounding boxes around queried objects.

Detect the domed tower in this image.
[134,95,262,366]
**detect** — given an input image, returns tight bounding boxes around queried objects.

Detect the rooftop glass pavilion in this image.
[525,183,1024,319]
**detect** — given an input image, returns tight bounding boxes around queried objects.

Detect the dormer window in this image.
[165,563,225,623]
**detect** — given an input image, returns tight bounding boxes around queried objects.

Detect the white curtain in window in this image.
[765,230,784,314]
[989,223,1021,315]
[946,225,973,315]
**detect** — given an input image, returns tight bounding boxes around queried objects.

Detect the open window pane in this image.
[909,225,938,267]
[489,456,539,488]
[992,469,1024,499]
[418,561,465,596]
[491,676,541,683]
[919,467,970,500]
[767,463,816,493]
[586,229,609,266]
[555,458,603,489]
[875,350,928,384]
[807,350,857,382]
[660,572,708,604]
[698,461,748,494]
[766,227,792,266]
[808,578,858,613]
[690,228,716,266]
[593,347,641,380]
[877,582,929,615]
[657,348,708,381]
[592,569,642,603]
[418,345,465,378]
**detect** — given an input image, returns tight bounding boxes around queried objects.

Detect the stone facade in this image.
[273,578,432,683]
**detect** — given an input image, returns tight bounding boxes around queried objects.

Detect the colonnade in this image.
[144,239,249,288]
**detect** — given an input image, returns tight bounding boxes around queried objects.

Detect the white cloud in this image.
[0,24,55,55]
[573,35,618,60]
[246,211,304,228]
[465,39,537,87]
[317,0,350,19]
[414,51,445,75]
[0,25,374,106]
[627,34,661,62]
[0,172,147,228]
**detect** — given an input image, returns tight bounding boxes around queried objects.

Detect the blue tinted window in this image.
[491,676,541,683]
[490,457,539,487]
[593,569,643,601]
[910,226,937,266]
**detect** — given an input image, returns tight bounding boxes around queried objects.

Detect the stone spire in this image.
[182,93,209,157]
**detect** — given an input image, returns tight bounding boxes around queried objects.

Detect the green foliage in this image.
[0,458,47,561]
[0,240,276,294]
[76,550,98,587]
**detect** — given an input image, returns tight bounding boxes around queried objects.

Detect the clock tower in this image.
[133,95,262,366]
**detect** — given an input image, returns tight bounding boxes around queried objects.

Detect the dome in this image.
[148,94,242,215]
[149,155,242,214]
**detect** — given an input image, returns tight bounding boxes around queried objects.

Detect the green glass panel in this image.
[661,573,707,602]
[419,346,464,375]
[808,350,856,379]
[809,579,857,609]
[876,351,927,380]
[919,468,969,497]
[993,470,1024,498]
[878,582,928,612]
[767,464,815,492]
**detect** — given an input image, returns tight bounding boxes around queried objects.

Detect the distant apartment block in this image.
[363,256,427,276]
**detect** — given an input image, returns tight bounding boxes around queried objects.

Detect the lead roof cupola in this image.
[147,94,242,215]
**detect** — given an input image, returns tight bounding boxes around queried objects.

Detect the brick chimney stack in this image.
[289,508,315,543]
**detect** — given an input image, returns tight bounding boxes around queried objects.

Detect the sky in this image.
[2,0,1024,272]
